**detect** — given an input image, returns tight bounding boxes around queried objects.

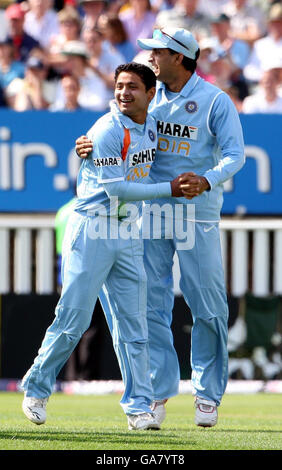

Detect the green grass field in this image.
[0,392,281,451]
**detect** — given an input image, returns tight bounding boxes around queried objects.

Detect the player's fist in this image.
[75,135,93,159]
[170,173,190,197]
[179,173,210,199]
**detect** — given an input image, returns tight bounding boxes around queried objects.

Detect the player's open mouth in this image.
[119,99,134,108]
[151,64,159,74]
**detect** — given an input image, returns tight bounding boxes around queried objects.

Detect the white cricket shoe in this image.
[22,394,48,425]
[151,399,167,427]
[127,412,160,431]
[194,396,218,428]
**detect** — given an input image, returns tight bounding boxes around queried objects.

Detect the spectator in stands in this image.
[4,2,40,63]
[23,43,51,67]
[119,0,157,54]
[150,0,177,12]
[82,26,124,99]
[50,73,85,110]
[78,0,109,31]
[97,12,135,62]
[24,0,60,49]
[275,57,282,88]
[243,3,282,83]
[208,49,235,90]
[52,39,109,111]
[210,13,251,71]
[155,0,211,40]
[196,36,218,82]
[224,85,243,112]
[242,67,282,113]
[0,38,25,95]
[197,33,249,103]
[209,49,249,100]
[49,5,81,56]
[223,0,267,44]
[197,0,229,18]
[48,5,82,72]
[0,3,9,42]
[8,55,57,110]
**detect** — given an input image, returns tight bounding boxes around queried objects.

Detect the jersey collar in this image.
[111,99,147,132]
[158,72,200,99]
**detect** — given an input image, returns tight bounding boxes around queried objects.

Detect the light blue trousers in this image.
[141,218,229,406]
[22,211,153,415]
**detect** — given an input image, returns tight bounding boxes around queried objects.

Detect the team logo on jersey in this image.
[185,101,198,113]
[148,129,156,141]
[93,157,122,167]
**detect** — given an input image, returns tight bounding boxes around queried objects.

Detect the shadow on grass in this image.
[0,430,192,446]
[1,427,281,446]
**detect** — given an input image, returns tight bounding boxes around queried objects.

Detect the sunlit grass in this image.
[0,392,281,450]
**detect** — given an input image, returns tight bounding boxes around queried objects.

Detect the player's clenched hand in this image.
[170,173,189,197]
[75,135,93,159]
[179,172,210,199]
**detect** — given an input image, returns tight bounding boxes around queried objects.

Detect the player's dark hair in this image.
[114,62,156,91]
[168,48,200,73]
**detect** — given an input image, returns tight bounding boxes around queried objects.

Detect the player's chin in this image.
[118,101,133,112]
[151,65,160,77]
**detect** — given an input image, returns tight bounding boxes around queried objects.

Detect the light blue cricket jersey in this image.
[148,72,245,221]
[74,104,165,218]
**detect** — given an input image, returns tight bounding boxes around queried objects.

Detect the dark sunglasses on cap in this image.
[153,29,191,53]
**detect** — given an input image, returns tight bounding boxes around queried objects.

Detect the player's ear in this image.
[174,53,184,66]
[147,86,156,103]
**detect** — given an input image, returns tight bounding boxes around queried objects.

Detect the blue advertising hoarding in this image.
[223,114,282,215]
[0,110,104,212]
[0,110,281,214]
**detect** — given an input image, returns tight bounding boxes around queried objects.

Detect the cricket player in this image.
[76,28,245,428]
[21,62,187,431]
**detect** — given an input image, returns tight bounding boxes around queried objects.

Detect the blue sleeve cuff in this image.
[156,182,172,198]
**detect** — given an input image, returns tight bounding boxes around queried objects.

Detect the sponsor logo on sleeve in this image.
[93,157,122,167]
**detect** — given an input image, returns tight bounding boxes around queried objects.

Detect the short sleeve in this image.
[87,118,125,184]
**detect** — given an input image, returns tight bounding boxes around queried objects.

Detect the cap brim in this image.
[137,38,167,51]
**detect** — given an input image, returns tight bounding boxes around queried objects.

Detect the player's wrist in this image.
[201,177,211,191]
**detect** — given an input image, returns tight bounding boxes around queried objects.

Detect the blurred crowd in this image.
[0,0,281,113]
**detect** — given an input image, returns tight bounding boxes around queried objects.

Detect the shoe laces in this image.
[138,412,155,420]
[27,397,48,408]
[130,412,155,423]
